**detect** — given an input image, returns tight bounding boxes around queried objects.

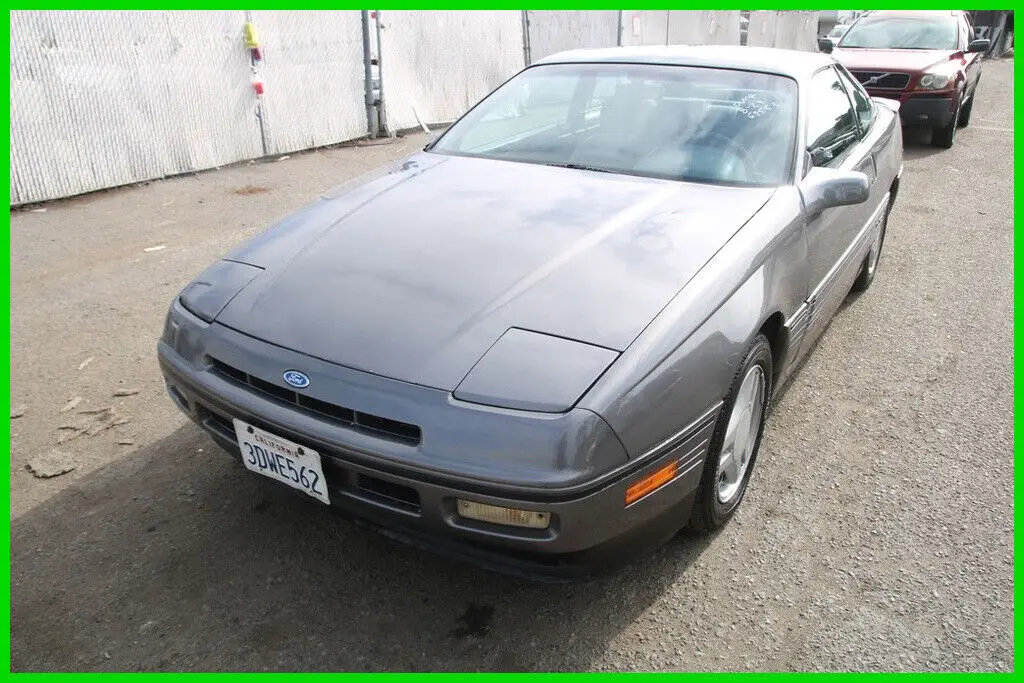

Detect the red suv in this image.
[823,10,989,148]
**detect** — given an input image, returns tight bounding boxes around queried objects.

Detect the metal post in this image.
[375,10,389,137]
[617,10,624,46]
[521,10,531,65]
[360,10,377,138]
[245,9,269,156]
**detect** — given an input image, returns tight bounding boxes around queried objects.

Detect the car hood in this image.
[832,47,956,72]
[216,152,774,390]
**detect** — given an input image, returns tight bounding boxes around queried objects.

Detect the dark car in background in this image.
[824,10,989,148]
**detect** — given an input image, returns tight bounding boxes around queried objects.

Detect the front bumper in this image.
[157,307,717,579]
[869,89,957,129]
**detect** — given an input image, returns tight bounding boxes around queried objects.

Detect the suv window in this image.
[836,65,875,135]
[806,67,859,167]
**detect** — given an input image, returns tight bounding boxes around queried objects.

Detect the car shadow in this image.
[900,124,947,161]
[11,425,717,672]
[771,286,861,412]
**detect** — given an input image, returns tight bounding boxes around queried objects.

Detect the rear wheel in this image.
[852,202,890,292]
[688,334,773,533]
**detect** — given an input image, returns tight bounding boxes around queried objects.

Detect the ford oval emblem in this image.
[283,370,310,389]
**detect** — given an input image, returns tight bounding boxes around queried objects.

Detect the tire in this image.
[852,201,890,292]
[688,334,773,533]
[932,98,961,148]
[958,94,974,128]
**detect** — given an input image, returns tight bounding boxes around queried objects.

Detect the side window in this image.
[805,68,860,167]
[836,66,874,136]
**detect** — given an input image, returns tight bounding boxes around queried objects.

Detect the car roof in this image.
[531,44,836,80]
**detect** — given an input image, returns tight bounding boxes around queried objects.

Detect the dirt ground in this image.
[10,59,1015,672]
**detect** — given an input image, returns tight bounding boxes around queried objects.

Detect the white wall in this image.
[620,11,742,46]
[747,11,820,51]
[526,10,620,62]
[667,11,742,46]
[10,10,261,205]
[250,11,368,155]
[619,11,670,46]
[10,10,372,206]
[378,10,524,132]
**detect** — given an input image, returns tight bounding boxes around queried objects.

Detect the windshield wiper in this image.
[543,162,613,173]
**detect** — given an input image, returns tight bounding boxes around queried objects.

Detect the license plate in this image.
[232,418,330,505]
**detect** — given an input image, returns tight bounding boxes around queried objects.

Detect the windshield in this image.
[828,26,847,38]
[429,63,798,187]
[838,16,958,50]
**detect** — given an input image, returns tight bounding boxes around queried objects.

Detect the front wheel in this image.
[932,98,961,148]
[957,94,974,128]
[688,334,773,533]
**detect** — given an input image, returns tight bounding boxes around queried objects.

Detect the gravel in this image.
[10,58,1014,672]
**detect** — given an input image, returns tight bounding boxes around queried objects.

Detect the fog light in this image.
[455,499,551,529]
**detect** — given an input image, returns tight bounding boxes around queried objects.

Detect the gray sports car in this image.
[158,45,903,578]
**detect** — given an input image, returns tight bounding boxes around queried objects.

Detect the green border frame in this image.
[2,5,1018,674]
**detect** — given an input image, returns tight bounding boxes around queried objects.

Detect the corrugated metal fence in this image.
[11,10,820,206]
[10,10,262,206]
[524,11,620,63]
[250,11,367,156]
[619,11,743,47]
[746,11,819,52]
[378,10,524,132]
[10,10,367,206]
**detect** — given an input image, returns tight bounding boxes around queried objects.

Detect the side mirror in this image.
[968,38,991,53]
[818,37,835,53]
[798,167,870,217]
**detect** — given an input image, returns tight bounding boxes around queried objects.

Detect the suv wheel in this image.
[933,98,961,148]
[958,95,975,128]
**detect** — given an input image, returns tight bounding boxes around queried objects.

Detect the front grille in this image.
[851,70,911,90]
[208,357,422,445]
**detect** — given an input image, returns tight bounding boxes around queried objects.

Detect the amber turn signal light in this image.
[625,461,678,505]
